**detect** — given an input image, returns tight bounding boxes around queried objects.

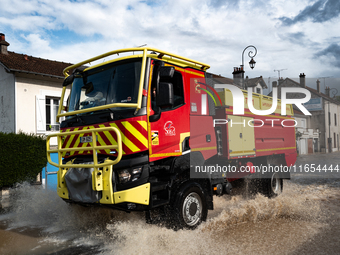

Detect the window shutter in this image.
[36,95,46,133]
[60,94,68,122]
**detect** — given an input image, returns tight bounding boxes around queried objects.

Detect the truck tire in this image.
[171,182,208,229]
[261,172,283,198]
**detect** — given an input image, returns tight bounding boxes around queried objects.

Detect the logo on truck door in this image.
[164,121,176,136]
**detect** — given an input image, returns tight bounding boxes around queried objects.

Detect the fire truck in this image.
[46,48,297,229]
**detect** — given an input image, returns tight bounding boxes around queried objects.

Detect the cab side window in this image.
[159,70,184,109]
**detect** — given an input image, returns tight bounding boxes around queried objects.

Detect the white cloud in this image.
[22,33,52,53]
[0,0,339,80]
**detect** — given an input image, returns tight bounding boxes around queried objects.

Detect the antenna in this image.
[319,76,333,91]
[274,69,287,79]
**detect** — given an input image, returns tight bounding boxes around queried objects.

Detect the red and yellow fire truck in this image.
[46,48,297,229]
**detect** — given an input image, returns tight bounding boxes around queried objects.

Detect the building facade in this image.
[0,34,71,142]
[268,74,340,154]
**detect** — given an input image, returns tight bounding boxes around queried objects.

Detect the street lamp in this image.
[240,45,257,89]
[241,45,257,70]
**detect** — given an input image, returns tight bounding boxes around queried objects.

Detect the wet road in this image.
[1,152,340,255]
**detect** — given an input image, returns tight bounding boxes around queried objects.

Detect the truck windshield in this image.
[68,58,142,113]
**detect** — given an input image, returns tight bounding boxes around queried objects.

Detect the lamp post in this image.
[327,88,338,153]
[240,45,257,89]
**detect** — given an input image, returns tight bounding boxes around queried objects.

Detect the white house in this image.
[294,108,320,154]
[267,74,340,154]
[0,33,71,139]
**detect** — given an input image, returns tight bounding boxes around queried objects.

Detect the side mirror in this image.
[63,74,74,87]
[63,66,87,87]
[156,82,174,108]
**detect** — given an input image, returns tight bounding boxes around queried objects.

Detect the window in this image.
[68,59,142,113]
[335,113,337,126]
[158,70,184,110]
[171,71,184,108]
[256,88,261,94]
[36,95,61,133]
[334,132,336,148]
[46,97,60,131]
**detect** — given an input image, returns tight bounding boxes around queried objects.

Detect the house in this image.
[206,72,234,90]
[0,33,72,139]
[231,67,267,94]
[293,107,319,154]
[244,76,267,95]
[207,70,267,96]
[267,73,340,153]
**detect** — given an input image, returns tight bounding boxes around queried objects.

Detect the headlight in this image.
[131,167,142,181]
[117,167,143,184]
[118,169,131,183]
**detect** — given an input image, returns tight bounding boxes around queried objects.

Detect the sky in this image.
[1,0,340,93]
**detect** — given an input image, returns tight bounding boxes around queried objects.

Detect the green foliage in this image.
[0,132,47,188]
[295,130,302,140]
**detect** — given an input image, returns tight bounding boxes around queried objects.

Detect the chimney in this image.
[232,67,245,88]
[316,79,321,93]
[278,78,284,85]
[0,33,10,55]
[299,73,306,87]
[272,81,278,88]
[325,86,330,97]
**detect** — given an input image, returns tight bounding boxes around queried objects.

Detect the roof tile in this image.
[0,51,72,77]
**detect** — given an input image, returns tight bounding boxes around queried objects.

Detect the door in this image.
[308,138,313,154]
[227,115,255,157]
[148,65,189,161]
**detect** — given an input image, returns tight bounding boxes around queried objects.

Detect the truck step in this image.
[151,183,168,192]
[152,199,169,208]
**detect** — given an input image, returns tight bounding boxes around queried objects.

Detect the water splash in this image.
[1,180,337,255]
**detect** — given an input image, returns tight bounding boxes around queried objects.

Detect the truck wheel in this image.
[262,172,283,198]
[171,183,207,229]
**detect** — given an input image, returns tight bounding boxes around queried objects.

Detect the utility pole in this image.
[274,69,287,79]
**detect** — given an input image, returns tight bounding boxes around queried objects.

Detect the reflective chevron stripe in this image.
[61,120,148,158]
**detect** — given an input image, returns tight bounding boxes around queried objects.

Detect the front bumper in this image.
[47,126,151,205]
[57,164,150,206]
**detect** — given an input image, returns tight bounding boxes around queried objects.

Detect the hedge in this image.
[0,132,47,188]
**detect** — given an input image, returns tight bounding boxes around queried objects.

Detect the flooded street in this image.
[1,153,340,255]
